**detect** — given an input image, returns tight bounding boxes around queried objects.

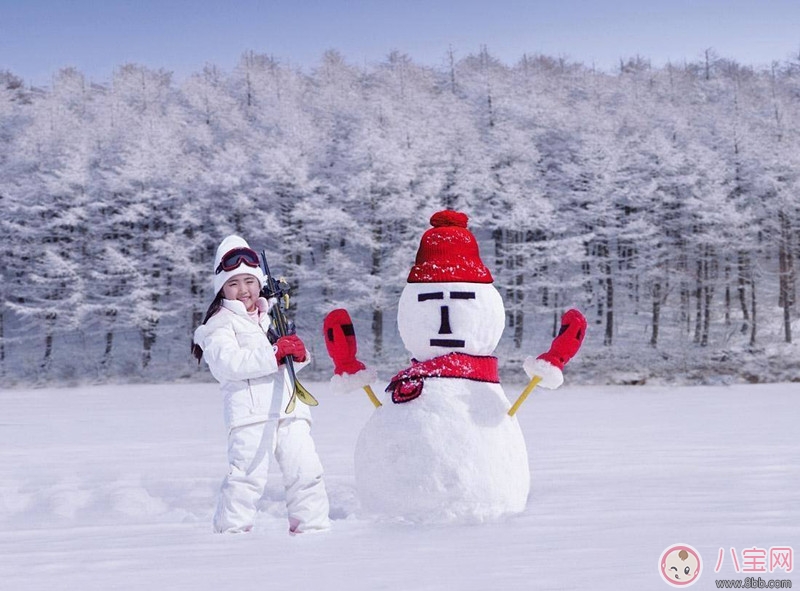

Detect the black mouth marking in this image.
[430,339,466,347]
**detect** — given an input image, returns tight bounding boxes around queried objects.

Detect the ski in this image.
[258,251,318,413]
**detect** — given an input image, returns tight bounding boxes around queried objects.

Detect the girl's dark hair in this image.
[191,291,224,363]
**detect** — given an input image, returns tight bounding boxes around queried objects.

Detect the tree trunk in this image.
[371,221,383,357]
[142,319,158,369]
[749,277,757,347]
[0,308,4,374]
[650,280,661,347]
[552,306,559,339]
[737,252,751,334]
[702,283,713,347]
[101,309,117,368]
[778,210,795,343]
[104,332,114,366]
[513,274,524,348]
[190,276,204,331]
[494,227,512,331]
[677,249,691,334]
[596,239,614,346]
[43,332,53,370]
[41,312,56,371]
[605,272,614,346]
[694,259,703,344]
[701,246,715,347]
[372,308,383,358]
[784,294,792,344]
[724,262,731,326]
[321,238,331,303]
[513,230,524,349]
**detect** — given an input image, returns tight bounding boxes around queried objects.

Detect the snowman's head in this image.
[397,210,505,361]
[398,282,505,360]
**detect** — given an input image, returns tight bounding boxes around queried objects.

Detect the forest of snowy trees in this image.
[1,48,798,386]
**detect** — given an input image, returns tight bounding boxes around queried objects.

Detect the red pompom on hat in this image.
[407,210,493,283]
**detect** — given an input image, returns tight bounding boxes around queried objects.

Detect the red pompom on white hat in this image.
[407,210,493,284]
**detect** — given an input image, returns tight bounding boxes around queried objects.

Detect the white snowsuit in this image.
[193,297,330,533]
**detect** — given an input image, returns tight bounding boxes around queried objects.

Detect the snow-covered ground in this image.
[1,381,797,590]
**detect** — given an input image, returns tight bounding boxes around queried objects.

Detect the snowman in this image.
[324,210,585,523]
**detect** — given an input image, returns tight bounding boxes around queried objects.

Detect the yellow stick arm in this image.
[363,385,382,408]
[507,375,543,417]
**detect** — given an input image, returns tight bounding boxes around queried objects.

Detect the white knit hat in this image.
[212,235,266,295]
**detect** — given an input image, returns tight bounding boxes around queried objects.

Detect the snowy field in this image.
[1,380,797,591]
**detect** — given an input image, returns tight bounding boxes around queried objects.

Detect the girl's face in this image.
[222,274,260,312]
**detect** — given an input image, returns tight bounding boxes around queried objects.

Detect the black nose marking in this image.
[439,306,452,334]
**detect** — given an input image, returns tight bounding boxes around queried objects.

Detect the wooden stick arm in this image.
[363,385,382,408]
[507,375,542,416]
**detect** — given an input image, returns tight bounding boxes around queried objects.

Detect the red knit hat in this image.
[407,210,493,283]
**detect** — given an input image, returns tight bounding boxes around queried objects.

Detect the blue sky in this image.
[1,0,799,86]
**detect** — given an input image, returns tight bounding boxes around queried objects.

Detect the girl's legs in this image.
[213,421,273,533]
[274,418,331,533]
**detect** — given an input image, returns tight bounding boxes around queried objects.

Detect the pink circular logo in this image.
[659,544,702,587]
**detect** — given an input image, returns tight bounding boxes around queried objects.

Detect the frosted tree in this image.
[106,64,185,369]
[462,52,549,349]
[180,63,258,334]
[569,73,621,346]
[761,63,798,343]
[715,77,760,342]
[515,58,598,341]
[2,69,97,372]
[313,51,427,357]
[0,71,35,373]
[2,51,800,385]
[230,54,324,342]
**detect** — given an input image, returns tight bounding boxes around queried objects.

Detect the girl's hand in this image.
[274,335,307,364]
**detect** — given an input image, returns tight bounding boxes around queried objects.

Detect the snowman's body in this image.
[354,280,530,523]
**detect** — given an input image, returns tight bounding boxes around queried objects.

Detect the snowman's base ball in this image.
[354,379,530,523]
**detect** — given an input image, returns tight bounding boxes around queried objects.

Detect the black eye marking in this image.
[450,292,476,299]
[418,292,444,301]
[342,323,355,336]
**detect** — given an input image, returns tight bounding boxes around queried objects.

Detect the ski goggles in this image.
[215,247,260,275]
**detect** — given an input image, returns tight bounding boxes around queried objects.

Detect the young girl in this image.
[192,234,331,534]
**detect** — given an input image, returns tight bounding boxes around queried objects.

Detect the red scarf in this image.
[386,352,500,404]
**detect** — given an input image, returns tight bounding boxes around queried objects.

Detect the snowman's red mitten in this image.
[524,309,587,389]
[323,309,377,394]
